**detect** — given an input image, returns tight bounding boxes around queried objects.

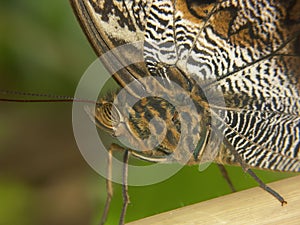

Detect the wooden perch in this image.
[127,175,300,225]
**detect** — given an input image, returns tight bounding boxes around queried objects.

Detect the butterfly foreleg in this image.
[217,164,236,193]
[99,143,130,225]
[119,149,130,225]
[222,136,287,205]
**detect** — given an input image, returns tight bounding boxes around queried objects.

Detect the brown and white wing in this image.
[143,0,300,171]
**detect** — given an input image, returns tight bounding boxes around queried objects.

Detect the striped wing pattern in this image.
[143,0,300,172]
[71,0,300,171]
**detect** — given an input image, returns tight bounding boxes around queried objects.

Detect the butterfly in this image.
[70,0,300,224]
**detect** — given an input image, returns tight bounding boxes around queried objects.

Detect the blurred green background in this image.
[0,1,295,225]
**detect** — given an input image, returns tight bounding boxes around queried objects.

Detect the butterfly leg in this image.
[119,150,130,225]
[99,144,113,225]
[217,164,236,192]
[247,169,287,206]
[223,138,287,205]
[99,143,131,225]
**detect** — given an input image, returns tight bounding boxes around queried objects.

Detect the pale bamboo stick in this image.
[127,175,300,225]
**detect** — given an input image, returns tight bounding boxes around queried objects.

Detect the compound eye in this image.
[95,102,121,134]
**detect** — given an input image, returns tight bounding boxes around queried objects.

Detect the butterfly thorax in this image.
[91,89,216,165]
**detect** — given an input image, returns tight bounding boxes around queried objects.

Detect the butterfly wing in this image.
[167,0,300,171]
[70,0,153,95]
[71,0,300,171]
[210,1,300,171]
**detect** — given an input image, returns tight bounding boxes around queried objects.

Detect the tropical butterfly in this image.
[70,0,300,224]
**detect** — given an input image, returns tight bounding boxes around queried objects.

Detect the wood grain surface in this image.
[127,176,300,225]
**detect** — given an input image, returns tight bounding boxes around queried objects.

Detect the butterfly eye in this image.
[94,102,121,135]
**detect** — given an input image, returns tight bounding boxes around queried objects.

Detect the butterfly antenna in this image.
[0,89,96,104]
